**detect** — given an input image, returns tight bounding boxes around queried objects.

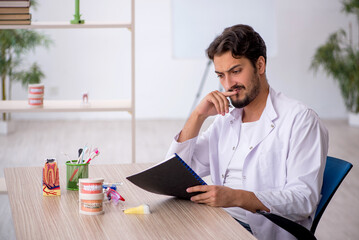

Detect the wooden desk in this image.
[5,164,256,240]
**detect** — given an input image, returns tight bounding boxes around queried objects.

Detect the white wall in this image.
[7,0,356,119]
[172,0,278,58]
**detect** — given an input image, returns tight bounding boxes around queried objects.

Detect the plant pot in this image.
[0,120,14,135]
[348,112,359,127]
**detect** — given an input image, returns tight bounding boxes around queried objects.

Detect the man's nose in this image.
[223,75,235,90]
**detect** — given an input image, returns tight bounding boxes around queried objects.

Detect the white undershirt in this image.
[223,120,259,223]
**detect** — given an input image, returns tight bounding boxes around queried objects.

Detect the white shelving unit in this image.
[0,1,136,163]
[0,22,132,29]
[0,100,132,112]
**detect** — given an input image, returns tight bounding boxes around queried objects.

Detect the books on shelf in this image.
[0,13,30,20]
[0,7,29,14]
[0,0,31,25]
[0,19,30,25]
[0,1,30,8]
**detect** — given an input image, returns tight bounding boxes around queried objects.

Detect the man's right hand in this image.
[194,90,238,118]
[177,90,237,142]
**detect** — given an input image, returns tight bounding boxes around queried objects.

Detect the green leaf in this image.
[0,29,52,99]
[311,1,359,113]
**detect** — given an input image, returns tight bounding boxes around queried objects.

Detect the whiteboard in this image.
[172,0,278,59]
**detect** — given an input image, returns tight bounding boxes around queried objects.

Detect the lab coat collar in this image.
[248,87,278,152]
[224,87,278,172]
[229,106,242,120]
[265,87,278,122]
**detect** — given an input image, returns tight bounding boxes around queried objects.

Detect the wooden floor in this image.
[0,119,358,239]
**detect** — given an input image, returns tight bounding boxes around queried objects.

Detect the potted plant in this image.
[311,0,359,126]
[0,0,51,133]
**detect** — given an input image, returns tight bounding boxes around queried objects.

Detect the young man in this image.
[166,24,329,240]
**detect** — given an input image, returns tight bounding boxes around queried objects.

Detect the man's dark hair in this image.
[206,24,267,68]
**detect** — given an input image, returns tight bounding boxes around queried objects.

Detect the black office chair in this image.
[257,156,353,240]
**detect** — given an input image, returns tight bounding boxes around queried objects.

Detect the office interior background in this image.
[1,0,358,239]
[5,0,353,120]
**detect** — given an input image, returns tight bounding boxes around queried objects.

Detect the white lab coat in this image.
[166,87,329,240]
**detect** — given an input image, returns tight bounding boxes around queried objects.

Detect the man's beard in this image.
[229,73,261,109]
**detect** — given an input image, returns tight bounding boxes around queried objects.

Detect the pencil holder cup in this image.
[66,160,89,191]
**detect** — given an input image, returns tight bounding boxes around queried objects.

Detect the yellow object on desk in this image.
[124,204,150,214]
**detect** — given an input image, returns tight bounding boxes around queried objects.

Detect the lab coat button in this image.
[271,124,274,128]
[232,146,236,150]
[230,120,233,124]
[221,174,225,178]
[249,146,253,150]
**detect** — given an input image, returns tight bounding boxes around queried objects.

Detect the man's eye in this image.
[217,75,223,79]
[232,69,241,74]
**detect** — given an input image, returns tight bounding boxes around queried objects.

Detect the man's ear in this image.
[256,56,266,75]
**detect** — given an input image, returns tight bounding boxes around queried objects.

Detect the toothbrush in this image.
[86,148,99,164]
[70,149,100,182]
[70,146,89,181]
[76,151,84,164]
[77,146,88,164]
[87,146,92,161]
[81,146,88,163]
[69,167,79,181]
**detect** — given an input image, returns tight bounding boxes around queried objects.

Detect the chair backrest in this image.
[310,156,353,233]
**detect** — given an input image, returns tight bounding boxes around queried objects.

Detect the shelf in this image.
[0,22,132,29]
[0,0,136,163]
[0,100,132,112]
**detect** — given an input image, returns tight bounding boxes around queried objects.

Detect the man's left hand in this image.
[187,185,238,207]
[187,185,270,213]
